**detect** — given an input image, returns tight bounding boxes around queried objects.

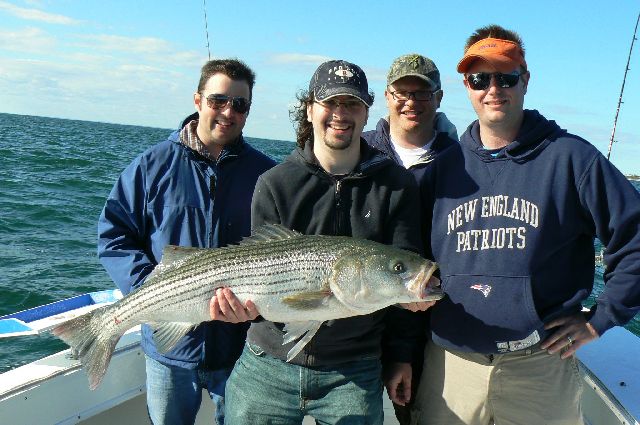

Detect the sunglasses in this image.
[204,94,251,114]
[466,72,522,91]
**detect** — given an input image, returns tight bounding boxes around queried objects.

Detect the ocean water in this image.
[0,112,638,373]
[0,112,293,373]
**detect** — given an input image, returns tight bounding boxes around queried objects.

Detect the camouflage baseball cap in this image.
[387,54,441,90]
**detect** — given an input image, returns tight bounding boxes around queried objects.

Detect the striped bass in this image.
[52,224,442,389]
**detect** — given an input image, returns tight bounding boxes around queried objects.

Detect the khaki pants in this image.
[411,340,583,425]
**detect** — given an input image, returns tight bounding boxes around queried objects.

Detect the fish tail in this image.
[51,305,123,390]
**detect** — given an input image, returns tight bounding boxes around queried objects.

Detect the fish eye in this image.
[392,262,405,273]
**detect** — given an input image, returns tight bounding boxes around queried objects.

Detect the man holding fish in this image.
[52,58,441,425]
[211,59,438,424]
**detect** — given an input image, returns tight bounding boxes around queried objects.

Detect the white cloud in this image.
[0,49,198,128]
[0,27,55,53]
[0,1,81,25]
[69,34,203,68]
[75,34,174,54]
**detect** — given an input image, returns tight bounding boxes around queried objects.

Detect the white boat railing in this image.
[0,289,122,338]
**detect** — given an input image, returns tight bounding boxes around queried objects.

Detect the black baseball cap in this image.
[309,60,373,106]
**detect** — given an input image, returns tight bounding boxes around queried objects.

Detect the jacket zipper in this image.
[301,178,342,367]
[209,175,217,247]
[334,179,342,235]
[208,151,238,248]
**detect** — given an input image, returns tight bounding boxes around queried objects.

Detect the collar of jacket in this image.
[368,117,401,164]
[290,138,393,178]
[462,109,563,164]
[374,117,441,168]
[174,113,246,165]
[171,132,246,164]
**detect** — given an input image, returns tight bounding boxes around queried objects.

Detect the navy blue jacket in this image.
[98,114,276,369]
[362,113,458,184]
[424,110,640,353]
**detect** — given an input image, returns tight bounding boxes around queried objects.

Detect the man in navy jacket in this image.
[98,59,275,425]
[413,25,640,424]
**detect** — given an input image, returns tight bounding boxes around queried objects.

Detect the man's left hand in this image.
[540,312,600,359]
[383,362,412,406]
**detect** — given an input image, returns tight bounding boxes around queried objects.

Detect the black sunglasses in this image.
[466,72,522,91]
[204,94,251,114]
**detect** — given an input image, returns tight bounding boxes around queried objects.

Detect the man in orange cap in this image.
[411,24,640,424]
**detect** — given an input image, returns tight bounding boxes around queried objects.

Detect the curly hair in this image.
[289,90,314,149]
[197,59,256,99]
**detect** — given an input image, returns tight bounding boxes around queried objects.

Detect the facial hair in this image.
[322,119,357,151]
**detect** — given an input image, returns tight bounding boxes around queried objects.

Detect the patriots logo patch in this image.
[470,284,492,297]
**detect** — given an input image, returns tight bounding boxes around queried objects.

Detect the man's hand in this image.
[209,287,259,323]
[540,312,599,359]
[398,301,436,312]
[383,362,412,406]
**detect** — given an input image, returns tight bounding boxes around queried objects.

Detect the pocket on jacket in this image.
[431,274,543,353]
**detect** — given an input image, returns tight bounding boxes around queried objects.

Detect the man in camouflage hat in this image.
[364,53,457,173]
[363,53,458,425]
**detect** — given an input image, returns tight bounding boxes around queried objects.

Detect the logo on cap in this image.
[478,43,497,50]
[408,55,424,69]
[335,67,354,79]
[309,59,373,106]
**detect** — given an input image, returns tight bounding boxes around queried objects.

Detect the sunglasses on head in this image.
[204,94,251,114]
[465,71,522,91]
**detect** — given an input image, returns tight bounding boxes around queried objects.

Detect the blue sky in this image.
[1,0,639,174]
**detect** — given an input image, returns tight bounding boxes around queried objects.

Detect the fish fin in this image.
[160,245,206,267]
[51,305,122,390]
[282,321,320,344]
[240,224,302,245]
[283,321,323,362]
[281,290,332,310]
[145,246,207,282]
[151,322,197,353]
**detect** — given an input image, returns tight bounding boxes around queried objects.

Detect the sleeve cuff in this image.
[588,306,617,337]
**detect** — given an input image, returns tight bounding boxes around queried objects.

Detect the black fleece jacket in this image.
[246,139,423,366]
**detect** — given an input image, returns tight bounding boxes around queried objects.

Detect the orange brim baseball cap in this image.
[457,38,527,73]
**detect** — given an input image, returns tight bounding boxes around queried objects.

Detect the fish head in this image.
[330,244,443,311]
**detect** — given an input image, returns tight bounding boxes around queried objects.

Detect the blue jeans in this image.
[225,342,384,425]
[145,355,232,425]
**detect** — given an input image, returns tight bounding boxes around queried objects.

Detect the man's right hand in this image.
[209,287,259,323]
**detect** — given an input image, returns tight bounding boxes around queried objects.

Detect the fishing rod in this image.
[202,0,211,60]
[607,11,640,160]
